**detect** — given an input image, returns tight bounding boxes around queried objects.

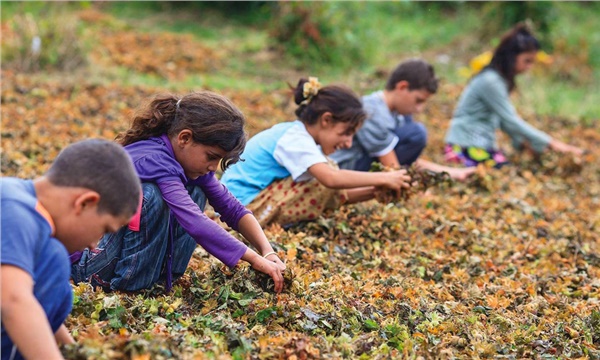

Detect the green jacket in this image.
[445,68,551,153]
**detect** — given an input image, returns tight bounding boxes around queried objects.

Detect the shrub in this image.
[479,2,557,48]
[269,2,373,69]
[2,4,88,72]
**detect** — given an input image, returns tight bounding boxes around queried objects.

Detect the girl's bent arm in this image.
[308,162,411,191]
[199,173,251,231]
[237,214,286,271]
[158,180,247,268]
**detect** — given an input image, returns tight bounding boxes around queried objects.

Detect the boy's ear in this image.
[395,80,410,92]
[74,191,101,214]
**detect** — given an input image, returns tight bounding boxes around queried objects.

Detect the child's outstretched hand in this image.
[549,139,584,156]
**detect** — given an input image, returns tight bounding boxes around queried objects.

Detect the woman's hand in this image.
[549,139,584,156]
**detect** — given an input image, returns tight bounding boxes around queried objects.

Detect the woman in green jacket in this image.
[444,23,583,168]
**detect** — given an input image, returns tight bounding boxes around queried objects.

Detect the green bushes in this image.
[479,2,557,48]
[2,3,88,72]
[269,2,376,69]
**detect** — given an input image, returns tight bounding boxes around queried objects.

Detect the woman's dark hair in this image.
[486,22,541,92]
[116,91,247,171]
[292,79,366,133]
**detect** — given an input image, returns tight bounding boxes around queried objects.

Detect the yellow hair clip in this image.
[302,76,321,104]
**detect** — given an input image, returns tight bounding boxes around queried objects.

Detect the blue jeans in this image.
[342,118,428,171]
[71,183,205,292]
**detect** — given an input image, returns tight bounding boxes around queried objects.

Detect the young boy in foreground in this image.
[1,139,141,360]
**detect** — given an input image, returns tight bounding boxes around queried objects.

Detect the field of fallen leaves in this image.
[2,5,600,360]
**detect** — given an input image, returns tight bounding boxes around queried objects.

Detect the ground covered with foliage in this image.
[2,3,599,359]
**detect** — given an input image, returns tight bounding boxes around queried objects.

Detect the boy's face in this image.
[391,81,433,115]
[56,205,131,253]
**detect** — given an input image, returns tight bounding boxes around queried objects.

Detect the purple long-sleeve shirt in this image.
[125,134,250,268]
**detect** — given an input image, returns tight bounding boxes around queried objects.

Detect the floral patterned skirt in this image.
[247,177,347,227]
[444,144,509,168]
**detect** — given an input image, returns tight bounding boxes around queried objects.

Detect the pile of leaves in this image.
[369,162,454,203]
[2,20,599,359]
[0,71,288,179]
[91,30,221,80]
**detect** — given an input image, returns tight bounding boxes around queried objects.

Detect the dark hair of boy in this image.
[116,92,247,171]
[45,139,140,217]
[487,23,541,92]
[385,59,439,93]
[292,79,366,134]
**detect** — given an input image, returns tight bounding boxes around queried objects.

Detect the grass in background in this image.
[1,1,598,121]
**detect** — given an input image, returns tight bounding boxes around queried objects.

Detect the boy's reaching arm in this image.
[377,149,475,182]
[1,265,65,360]
[55,324,75,345]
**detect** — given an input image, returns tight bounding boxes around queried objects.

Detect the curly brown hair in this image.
[116,91,247,171]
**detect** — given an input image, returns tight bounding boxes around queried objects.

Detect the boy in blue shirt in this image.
[331,59,475,181]
[1,139,141,360]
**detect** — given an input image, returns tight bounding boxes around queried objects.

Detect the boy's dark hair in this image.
[486,22,541,92]
[116,91,247,171]
[292,79,366,134]
[385,59,439,93]
[46,139,140,217]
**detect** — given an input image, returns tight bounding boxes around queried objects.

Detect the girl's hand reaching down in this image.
[264,252,286,272]
[243,249,285,293]
[251,256,285,293]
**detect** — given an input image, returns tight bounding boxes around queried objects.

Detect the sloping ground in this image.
[2,6,600,355]
[3,66,599,358]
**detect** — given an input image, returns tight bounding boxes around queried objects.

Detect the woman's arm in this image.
[308,162,411,191]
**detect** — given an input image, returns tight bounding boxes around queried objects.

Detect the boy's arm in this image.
[378,151,476,182]
[55,324,75,345]
[1,265,65,360]
[378,150,401,169]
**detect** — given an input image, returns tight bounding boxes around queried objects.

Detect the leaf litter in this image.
[1,38,599,360]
